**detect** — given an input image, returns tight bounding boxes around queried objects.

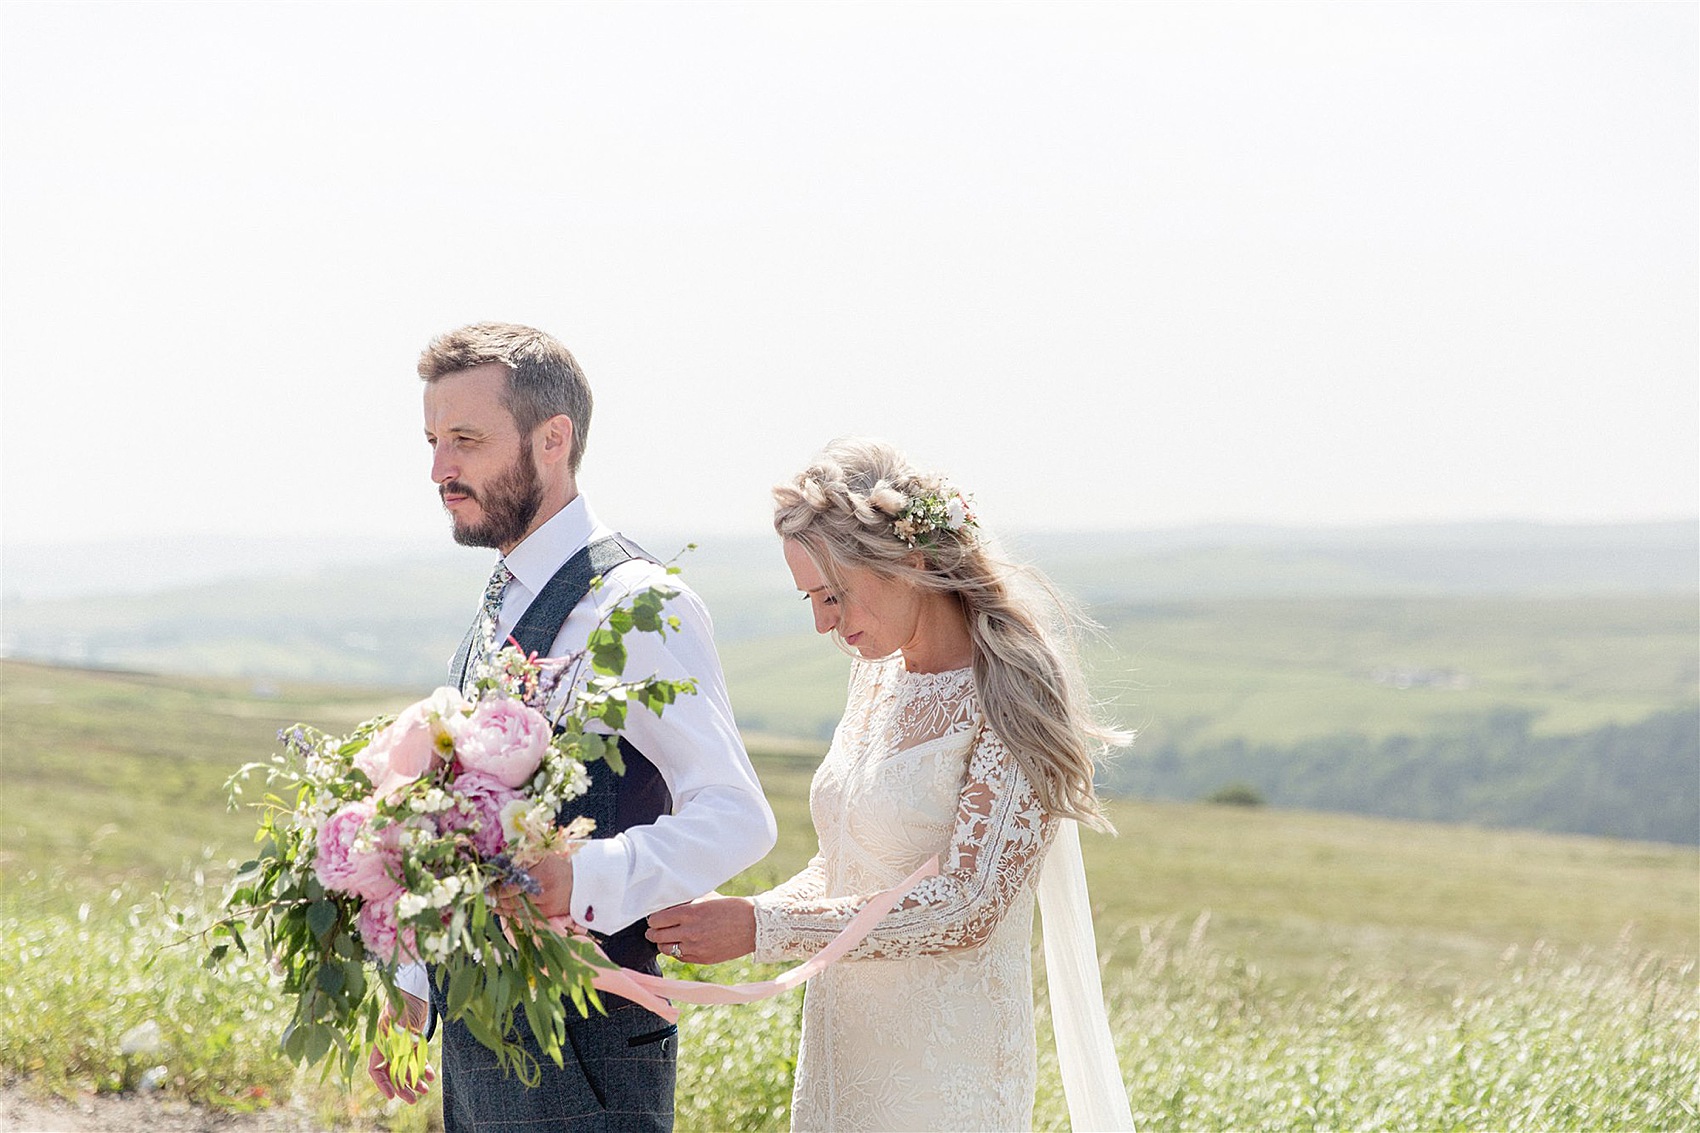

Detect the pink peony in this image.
[356,892,418,965]
[437,772,523,858]
[313,801,403,901]
[356,687,465,795]
[452,696,551,789]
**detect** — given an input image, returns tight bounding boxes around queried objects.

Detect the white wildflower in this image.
[945,495,969,529]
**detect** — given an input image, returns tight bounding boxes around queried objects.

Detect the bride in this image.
[647,438,1133,1132]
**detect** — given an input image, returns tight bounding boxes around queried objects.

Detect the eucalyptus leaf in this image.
[281,1021,304,1061]
[303,1023,332,1066]
[449,965,476,1019]
[306,901,338,940]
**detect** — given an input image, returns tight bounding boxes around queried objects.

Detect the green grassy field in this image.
[722,592,1700,751]
[6,659,1694,985]
[1105,594,1700,747]
[2,659,1696,1129]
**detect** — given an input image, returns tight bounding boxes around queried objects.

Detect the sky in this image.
[2,0,1695,554]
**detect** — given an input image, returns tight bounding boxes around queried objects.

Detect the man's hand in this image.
[496,848,576,924]
[368,990,434,1103]
[645,894,757,964]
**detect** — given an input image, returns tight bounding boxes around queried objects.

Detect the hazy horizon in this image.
[3,515,1693,604]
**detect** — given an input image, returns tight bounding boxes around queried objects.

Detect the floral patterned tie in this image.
[464,560,515,691]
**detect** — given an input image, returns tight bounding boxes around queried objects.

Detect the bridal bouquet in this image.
[210,588,693,1086]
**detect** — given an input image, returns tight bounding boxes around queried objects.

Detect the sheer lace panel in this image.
[754,671,1055,961]
[881,665,978,755]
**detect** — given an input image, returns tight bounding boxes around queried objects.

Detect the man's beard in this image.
[442,450,544,550]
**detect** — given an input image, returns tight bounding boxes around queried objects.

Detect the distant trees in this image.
[1204,782,1265,807]
[1107,706,1700,845]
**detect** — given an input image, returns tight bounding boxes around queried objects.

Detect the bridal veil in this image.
[1039,819,1136,1131]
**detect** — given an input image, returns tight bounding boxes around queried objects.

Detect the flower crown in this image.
[891,487,978,547]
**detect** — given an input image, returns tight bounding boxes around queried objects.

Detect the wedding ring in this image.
[669,943,683,959]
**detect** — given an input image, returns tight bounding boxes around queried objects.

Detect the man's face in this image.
[423,363,544,552]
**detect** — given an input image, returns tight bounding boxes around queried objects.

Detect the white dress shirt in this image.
[398,495,775,1000]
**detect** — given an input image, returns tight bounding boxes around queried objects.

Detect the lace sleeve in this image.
[762,852,828,907]
[752,727,1055,961]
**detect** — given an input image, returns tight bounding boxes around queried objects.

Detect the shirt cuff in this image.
[396,961,430,1002]
[568,837,632,932]
[394,962,435,1037]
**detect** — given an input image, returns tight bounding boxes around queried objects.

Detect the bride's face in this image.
[783,539,923,661]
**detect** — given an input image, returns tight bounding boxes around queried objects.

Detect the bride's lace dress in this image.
[752,658,1057,1132]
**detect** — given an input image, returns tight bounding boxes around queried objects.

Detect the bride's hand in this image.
[645,893,757,964]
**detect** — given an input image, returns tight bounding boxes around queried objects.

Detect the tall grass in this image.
[1068,919,1698,1131]
[1,872,297,1106]
[0,872,433,1130]
[4,883,1693,1131]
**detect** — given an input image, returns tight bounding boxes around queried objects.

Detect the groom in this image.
[369,322,777,1131]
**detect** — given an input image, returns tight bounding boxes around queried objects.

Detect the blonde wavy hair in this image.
[774,437,1128,830]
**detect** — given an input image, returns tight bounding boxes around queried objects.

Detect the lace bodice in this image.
[753,658,1057,1131]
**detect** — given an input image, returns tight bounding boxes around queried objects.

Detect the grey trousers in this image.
[431,983,678,1133]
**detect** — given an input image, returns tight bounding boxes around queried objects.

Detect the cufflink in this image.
[583,905,594,923]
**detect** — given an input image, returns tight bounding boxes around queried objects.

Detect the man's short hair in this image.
[418,323,593,474]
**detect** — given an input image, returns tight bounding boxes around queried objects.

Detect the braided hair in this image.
[773,437,1125,830]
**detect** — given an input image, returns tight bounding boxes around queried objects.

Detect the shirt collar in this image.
[501,495,612,597]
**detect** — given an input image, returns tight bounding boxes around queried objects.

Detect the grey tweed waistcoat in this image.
[450,534,673,973]
[434,534,679,1133]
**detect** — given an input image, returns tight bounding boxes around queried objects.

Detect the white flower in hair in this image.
[945,495,969,530]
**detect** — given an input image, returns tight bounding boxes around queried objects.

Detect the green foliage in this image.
[1203,782,1264,807]
[1113,706,1700,844]
[0,877,298,1107]
[671,961,804,1131]
[1069,925,1700,1132]
[5,882,1692,1131]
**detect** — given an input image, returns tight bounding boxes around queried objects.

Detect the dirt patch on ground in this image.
[0,1084,323,1132]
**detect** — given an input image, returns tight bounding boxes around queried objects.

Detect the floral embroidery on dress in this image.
[753,658,1056,1131]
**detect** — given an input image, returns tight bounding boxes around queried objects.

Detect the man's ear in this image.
[535,414,576,469]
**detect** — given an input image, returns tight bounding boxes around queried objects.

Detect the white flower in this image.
[397,892,429,919]
[945,495,969,529]
[499,799,533,845]
[409,787,453,814]
[428,876,463,907]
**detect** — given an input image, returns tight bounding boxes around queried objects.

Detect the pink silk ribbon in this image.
[551,856,941,1024]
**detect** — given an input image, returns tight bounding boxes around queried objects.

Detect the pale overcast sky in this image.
[2,0,1694,549]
